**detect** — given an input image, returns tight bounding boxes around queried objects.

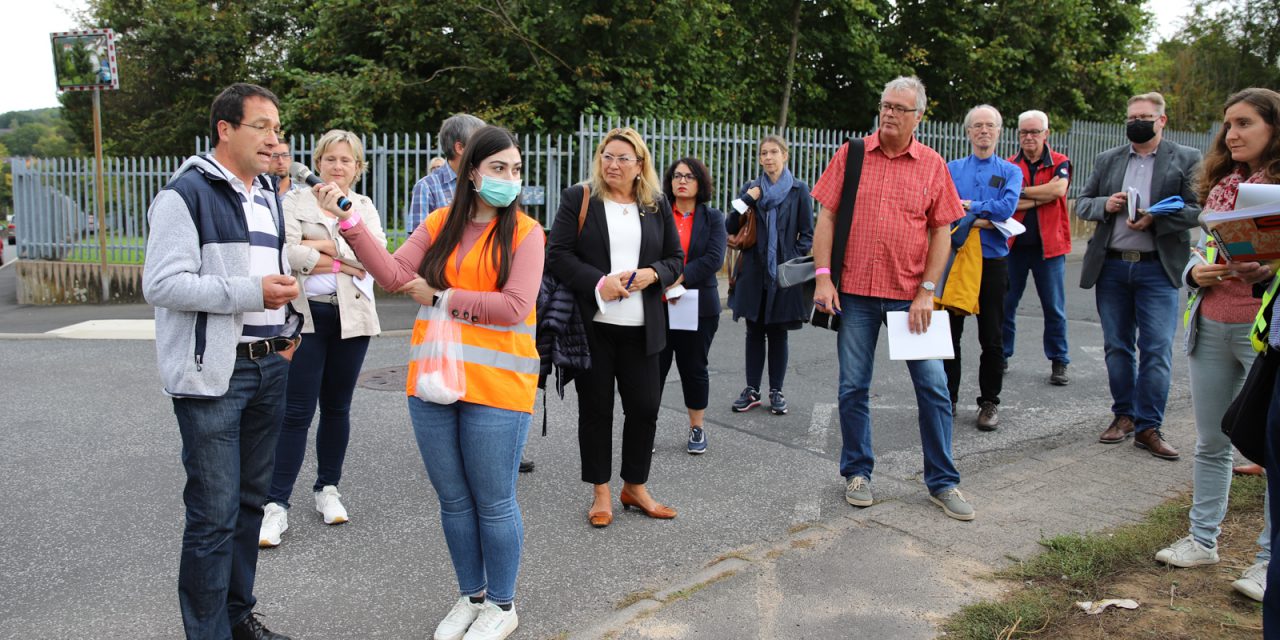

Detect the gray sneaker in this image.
[976,401,999,431]
[930,488,975,521]
[844,475,873,507]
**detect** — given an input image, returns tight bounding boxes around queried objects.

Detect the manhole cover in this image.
[358,366,407,392]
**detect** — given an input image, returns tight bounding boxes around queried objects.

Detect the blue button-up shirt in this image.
[946,154,1023,258]
[407,162,457,230]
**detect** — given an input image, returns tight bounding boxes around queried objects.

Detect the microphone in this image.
[290,162,351,211]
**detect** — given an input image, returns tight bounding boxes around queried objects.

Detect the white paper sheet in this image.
[886,310,954,360]
[1237,183,1280,210]
[1127,186,1141,222]
[667,289,699,331]
[991,217,1026,238]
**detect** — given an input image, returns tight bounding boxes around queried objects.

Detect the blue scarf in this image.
[756,168,794,282]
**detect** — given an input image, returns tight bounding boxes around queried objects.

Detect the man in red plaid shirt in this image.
[811,76,973,521]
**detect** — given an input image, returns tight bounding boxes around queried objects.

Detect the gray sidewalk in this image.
[592,415,1196,640]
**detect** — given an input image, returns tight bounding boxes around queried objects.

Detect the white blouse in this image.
[593,199,645,326]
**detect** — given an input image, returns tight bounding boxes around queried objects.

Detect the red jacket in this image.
[1008,144,1072,259]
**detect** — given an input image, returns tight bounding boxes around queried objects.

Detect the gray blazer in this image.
[1075,139,1202,289]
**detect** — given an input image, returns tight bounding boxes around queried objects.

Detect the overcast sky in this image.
[1,0,1198,116]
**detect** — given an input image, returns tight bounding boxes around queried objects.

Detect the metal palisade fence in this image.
[10,114,1220,262]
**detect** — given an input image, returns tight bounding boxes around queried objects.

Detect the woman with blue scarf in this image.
[727,135,814,415]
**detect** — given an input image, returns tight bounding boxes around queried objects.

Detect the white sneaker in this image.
[433,597,485,640]
[259,503,288,548]
[314,485,348,525]
[1232,561,1268,602]
[1154,535,1219,567]
[462,602,518,640]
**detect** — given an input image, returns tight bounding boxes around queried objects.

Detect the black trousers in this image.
[659,314,720,412]
[577,322,661,485]
[946,257,1009,406]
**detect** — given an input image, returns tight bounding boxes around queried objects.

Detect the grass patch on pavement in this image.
[944,475,1266,640]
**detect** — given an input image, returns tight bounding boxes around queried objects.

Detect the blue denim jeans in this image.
[1003,247,1070,364]
[1188,317,1272,560]
[407,397,530,605]
[835,294,960,494]
[267,303,371,508]
[1095,258,1180,432]
[171,354,290,639]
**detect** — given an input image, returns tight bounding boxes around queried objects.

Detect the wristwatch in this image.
[920,280,936,293]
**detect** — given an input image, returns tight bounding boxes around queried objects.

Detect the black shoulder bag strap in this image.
[828,137,866,287]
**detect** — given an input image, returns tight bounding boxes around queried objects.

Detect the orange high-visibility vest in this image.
[406,207,540,413]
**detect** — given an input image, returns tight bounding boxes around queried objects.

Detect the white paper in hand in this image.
[991,217,1026,238]
[1127,187,1140,223]
[667,289,699,331]
[886,311,954,360]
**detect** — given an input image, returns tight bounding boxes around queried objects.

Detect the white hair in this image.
[881,76,927,113]
[1017,110,1050,130]
[964,105,1003,130]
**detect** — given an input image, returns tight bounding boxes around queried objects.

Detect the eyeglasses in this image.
[1017,129,1046,137]
[601,153,637,166]
[967,123,999,130]
[1125,114,1159,123]
[879,102,919,115]
[672,172,697,183]
[269,152,290,160]
[235,121,285,138]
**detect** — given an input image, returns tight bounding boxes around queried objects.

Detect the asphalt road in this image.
[0,256,1191,639]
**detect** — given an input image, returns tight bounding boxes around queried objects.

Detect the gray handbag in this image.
[777,255,815,289]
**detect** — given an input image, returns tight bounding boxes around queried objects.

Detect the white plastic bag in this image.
[413,290,466,404]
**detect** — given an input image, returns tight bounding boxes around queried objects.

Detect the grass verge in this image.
[944,474,1266,639]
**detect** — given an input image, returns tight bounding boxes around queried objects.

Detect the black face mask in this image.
[1126,119,1156,144]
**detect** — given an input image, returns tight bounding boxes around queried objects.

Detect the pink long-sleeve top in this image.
[341,214,545,326]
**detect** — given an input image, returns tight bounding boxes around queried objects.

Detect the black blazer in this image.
[546,184,685,355]
[1075,139,1203,289]
[676,203,727,318]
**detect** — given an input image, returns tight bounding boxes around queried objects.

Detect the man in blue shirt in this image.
[945,105,1023,430]
[406,113,485,229]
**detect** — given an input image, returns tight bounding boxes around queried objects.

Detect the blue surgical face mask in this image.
[475,174,522,207]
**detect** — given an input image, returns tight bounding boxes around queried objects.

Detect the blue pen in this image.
[625,272,636,289]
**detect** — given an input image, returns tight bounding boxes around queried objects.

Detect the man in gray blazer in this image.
[1076,92,1202,461]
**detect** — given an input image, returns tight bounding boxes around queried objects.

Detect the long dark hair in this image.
[1198,88,1280,203]
[418,126,522,290]
[662,157,712,205]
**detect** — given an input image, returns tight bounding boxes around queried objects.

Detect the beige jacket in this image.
[284,189,386,338]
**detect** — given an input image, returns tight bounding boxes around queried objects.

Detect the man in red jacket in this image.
[1005,109,1072,386]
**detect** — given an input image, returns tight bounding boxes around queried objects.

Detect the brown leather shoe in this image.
[1098,415,1135,444]
[1134,429,1180,460]
[588,506,613,528]
[620,490,677,519]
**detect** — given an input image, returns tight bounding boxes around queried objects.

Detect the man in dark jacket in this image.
[1075,91,1202,461]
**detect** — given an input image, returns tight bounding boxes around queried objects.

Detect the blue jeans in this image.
[1095,258,1180,432]
[407,397,530,605]
[1188,317,1272,559]
[835,294,960,494]
[1003,247,1070,364]
[268,303,371,508]
[171,354,289,640]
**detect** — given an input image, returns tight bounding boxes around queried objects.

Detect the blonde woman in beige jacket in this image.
[259,129,386,547]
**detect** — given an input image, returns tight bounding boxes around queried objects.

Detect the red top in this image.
[812,132,964,300]
[672,205,694,265]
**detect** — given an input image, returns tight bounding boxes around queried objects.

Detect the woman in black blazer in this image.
[659,157,726,455]
[545,127,685,528]
[726,134,814,416]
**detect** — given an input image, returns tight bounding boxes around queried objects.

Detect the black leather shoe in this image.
[232,613,291,640]
[519,458,535,473]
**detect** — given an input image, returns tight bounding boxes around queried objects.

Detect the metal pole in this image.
[92,87,109,301]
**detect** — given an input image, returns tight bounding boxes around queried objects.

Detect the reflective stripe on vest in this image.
[1251,276,1280,353]
[1184,246,1217,328]
[406,208,540,412]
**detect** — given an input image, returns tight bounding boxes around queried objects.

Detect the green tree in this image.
[885,0,1151,124]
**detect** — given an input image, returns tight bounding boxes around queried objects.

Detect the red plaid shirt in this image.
[812,132,963,300]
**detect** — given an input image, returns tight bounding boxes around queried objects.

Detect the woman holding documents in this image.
[1154,88,1280,608]
[260,130,384,547]
[659,157,726,454]
[546,128,685,527]
[322,125,542,640]
[726,135,814,416]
